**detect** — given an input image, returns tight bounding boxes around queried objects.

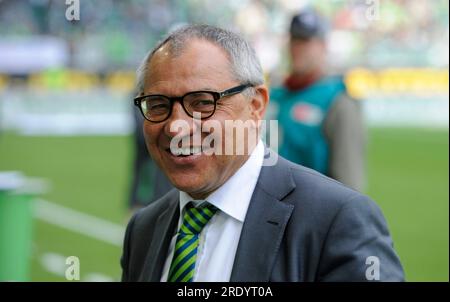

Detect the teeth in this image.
[171,147,202,156]
[181,148,191,156]
[191,147,201,155]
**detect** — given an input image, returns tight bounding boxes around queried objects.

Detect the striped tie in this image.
[167,202,217,282]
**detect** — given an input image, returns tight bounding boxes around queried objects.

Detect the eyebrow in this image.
[144,87,217,96]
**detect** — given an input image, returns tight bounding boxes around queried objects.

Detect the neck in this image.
[285,69,324,91]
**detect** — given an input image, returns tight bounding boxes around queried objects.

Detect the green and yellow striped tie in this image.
[167,202,217,282]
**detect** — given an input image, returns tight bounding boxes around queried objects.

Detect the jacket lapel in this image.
[230,151,295,282]
[139,191,179,281]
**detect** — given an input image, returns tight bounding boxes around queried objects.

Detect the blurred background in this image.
[0,0,448,281]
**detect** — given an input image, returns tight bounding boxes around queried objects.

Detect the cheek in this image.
[289,45,298,57]
[142,123,152,142]
[235,101,253,122]
[307,47,318,60]
[143,123,162,150]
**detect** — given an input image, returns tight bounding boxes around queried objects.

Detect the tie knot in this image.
[179,202,217,235]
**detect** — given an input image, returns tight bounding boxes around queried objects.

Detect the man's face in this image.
[142,39,267,199]
[289,37,326,76]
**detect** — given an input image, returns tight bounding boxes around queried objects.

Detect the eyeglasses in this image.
[134,84,253,122]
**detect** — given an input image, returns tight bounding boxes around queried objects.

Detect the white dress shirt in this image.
[160,140,265,282]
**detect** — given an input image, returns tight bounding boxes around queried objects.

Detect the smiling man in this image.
[120,24,404,282]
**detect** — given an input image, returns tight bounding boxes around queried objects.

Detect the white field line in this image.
[34,199,125,247]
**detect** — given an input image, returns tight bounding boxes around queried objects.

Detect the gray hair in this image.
[135,24,264,96]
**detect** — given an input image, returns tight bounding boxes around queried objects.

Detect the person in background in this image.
[271,8,366,191]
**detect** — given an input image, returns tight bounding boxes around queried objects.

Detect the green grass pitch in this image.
[0,127,448,281]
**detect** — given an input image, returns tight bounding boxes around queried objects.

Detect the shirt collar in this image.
[179,140,265,222]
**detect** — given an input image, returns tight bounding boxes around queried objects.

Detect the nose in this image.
[164,101,200,140]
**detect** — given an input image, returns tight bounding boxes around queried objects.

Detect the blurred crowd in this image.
[0,0,448,77]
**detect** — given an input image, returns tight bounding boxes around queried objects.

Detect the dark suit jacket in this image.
[121,153,404,281]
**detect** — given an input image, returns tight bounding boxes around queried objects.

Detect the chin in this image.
[168,174,205,194]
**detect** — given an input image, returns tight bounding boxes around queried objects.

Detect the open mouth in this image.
[166,146,203,157]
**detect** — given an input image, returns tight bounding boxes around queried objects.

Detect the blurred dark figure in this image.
[128,105,173,212]
[271,8,366,191]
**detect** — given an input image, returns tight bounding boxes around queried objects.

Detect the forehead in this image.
[145,39,235,94]
[290,37,322,47]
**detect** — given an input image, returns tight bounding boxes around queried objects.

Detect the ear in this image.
[249,85,269,121]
